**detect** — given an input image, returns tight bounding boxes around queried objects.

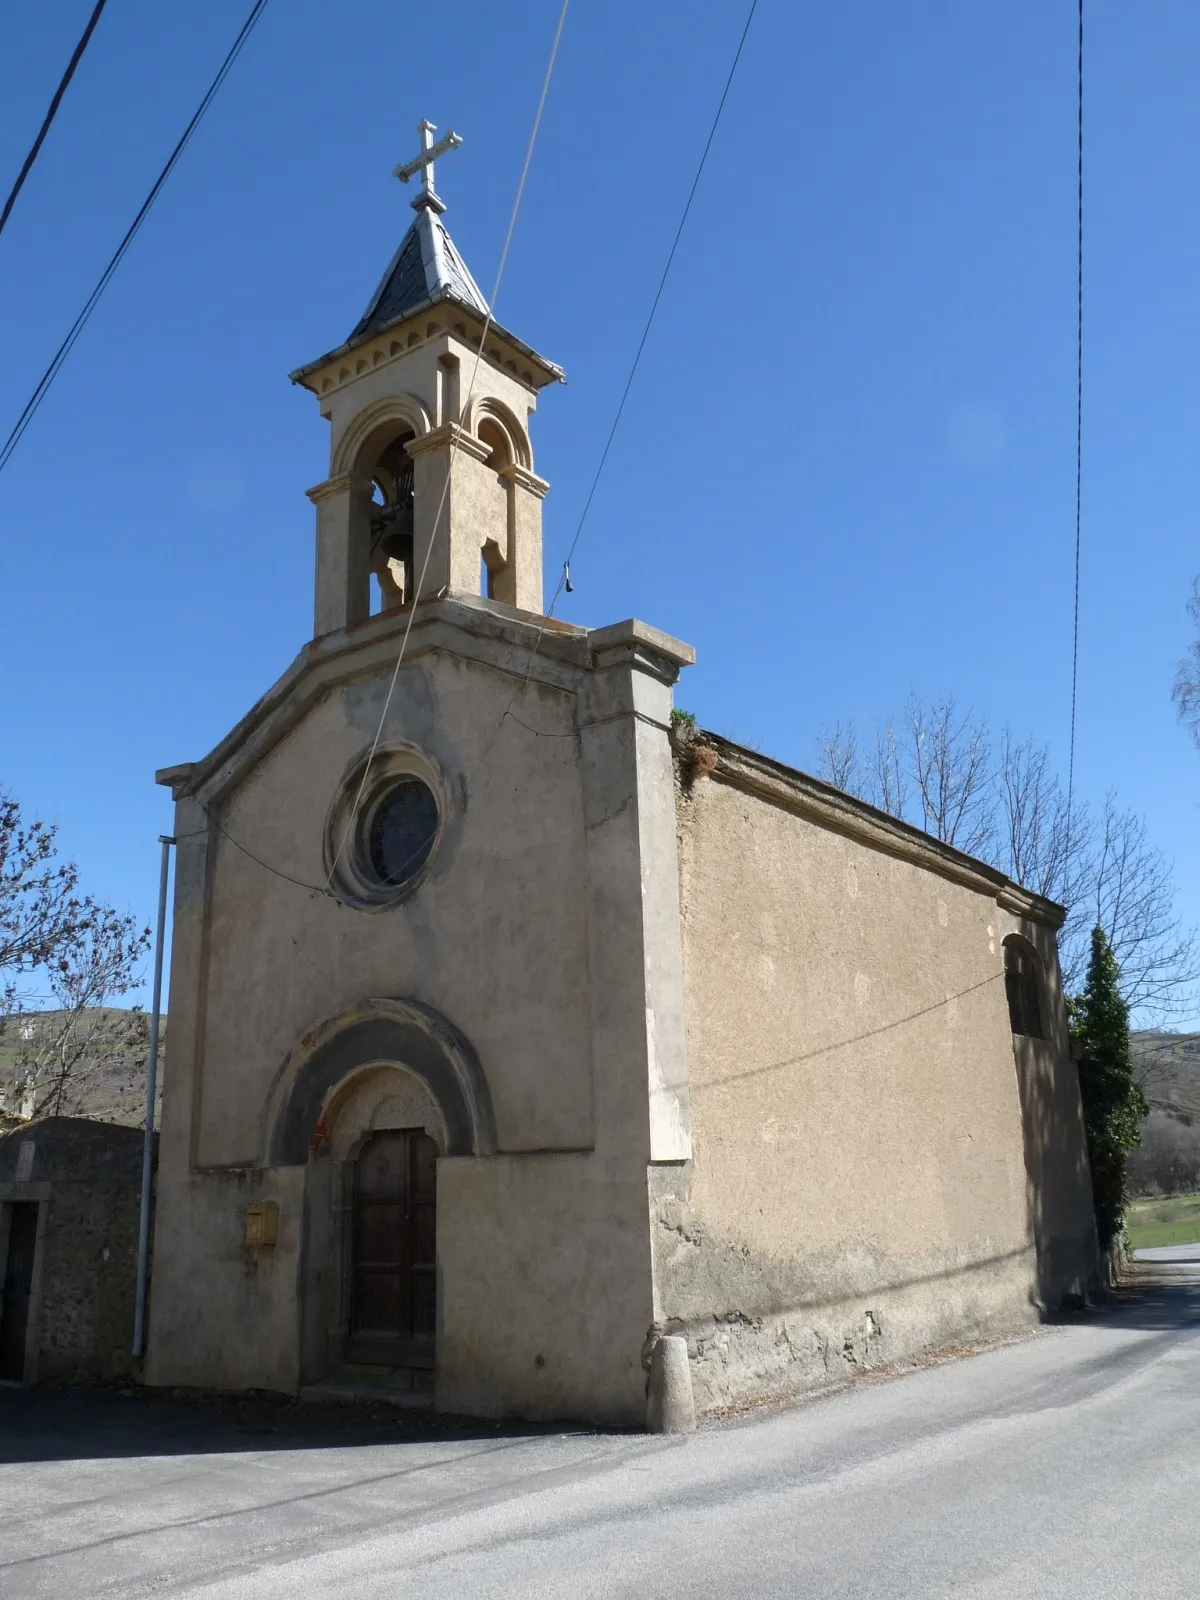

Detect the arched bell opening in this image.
[476,416,516,604]
[367,429,417,613]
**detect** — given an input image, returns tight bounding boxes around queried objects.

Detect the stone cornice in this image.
[305,472,373,504]
[156,598,594,808]
[405,423,491,463]
[289,300,565,400]
[589,618,696,671]
[155,762,196,799]
[692,732,1066,930]
[498,463,550,499]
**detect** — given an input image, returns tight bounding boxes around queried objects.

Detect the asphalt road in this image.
[2,1253,1198,1599]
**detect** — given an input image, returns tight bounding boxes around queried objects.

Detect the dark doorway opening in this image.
[348,1131,436,1376]
[0,1203,38,1383]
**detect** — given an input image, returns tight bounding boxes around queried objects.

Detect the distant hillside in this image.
[1133,1030,1200,1120]
[0,1009,164,1128]
[1128,1031,1200,1196]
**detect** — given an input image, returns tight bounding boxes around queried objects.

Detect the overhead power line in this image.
[0,0,271,479]
[1067,0,1084,834]
[549,0,760,615]
[129,0,756,899]
[0,0,111,241]
[495,0,759,737]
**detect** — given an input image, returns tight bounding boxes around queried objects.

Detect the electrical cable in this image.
[324,0,570,887]
[149,0,753,896]
[0,0,271,478]
[0,0,110,240]
[496,0,759,737]
[551,0,759,615]
[202,805,342,903]
[157,5,569,906]
[1066,0,1084,837]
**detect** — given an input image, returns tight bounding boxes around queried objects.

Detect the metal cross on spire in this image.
[393,119,462,214]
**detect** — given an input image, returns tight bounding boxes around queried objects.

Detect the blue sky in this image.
[1,1,1198,1010]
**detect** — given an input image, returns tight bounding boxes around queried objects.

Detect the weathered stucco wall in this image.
[661,738,1094,1412]
[150,648,594,1395]
[147,605,694,1411]
[195,650,594,1169]
[437,1153,654,1426]
[147,1164,306,1391]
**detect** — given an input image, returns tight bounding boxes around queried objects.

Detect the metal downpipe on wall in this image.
[133,834,174,1358]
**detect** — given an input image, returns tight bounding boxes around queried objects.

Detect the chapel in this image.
[145,126,1099,1426]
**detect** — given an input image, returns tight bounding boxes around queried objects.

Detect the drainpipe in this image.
[133,834,174,1359]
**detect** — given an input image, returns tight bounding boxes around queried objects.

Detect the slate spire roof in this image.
[347,202,490,346]
[289,134,564,392]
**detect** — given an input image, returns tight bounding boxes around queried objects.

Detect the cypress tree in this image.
[1074,925,1148,1250]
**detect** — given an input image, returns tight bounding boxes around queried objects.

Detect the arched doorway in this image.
[349,1129,438,1375]
[265,997,495,1393]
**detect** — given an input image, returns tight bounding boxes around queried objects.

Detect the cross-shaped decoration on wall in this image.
[393,119,463,214]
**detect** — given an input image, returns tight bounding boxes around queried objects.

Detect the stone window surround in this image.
[323,742,450,911]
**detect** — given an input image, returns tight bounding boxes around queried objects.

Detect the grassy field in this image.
[1126,1192,1200,1250]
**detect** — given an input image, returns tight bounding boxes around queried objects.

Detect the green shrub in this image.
[1073,926,1149,1249]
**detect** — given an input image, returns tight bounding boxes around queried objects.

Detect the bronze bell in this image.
[373,500,414,563]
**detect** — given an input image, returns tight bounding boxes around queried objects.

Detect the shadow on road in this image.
[1047,1254,1200,1335]
[4,1254,1198,1468]
[0,1384,600,1466]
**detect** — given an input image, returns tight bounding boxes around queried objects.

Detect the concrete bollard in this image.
[646,1334,696,1434]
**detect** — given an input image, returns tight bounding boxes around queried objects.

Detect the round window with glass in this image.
[362,777,439,889]
[325,750,445,908]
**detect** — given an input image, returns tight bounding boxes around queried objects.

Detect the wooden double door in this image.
[348,1130,437,1369]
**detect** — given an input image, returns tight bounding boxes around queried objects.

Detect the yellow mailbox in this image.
[244,1202,279,1249]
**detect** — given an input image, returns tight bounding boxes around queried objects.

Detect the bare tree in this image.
[2,792,89,1014]
[817,723,859,794]
[904,695,995,856]
[997,733,1070,895]
[866,720,910,821]
[1172,579,1200,746]
[0,790,150,1120]
[820,696,992,851]
[816,700,1198,1021]
[996,733,1093,990]
[1090,796,1200,1022]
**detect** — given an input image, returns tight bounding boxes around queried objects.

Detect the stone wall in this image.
[0,1118,149,1384]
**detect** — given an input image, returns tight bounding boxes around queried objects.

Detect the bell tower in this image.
[290,122,563,637]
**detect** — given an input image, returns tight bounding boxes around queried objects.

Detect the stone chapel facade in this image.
[146,131,1099,1424]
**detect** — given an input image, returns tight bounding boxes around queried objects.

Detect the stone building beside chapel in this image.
[145,127,1099,1424]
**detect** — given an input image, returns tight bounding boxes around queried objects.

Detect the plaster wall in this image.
[504,467,545,612]
[147,1165,305,1391]
[437,1153,655,1426]
[410,439,510,598]
[661,759,1082,1411]
[193,651,593,1169]
[147,610,694,1405]
[1001,914,1099,1302]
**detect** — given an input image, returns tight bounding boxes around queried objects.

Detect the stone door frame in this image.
[265,998,493,1390]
